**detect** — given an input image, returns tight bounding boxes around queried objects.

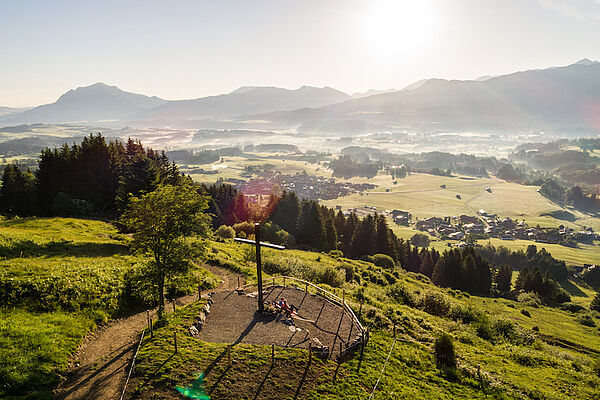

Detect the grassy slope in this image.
[132,241,600,400]
[0,218,216,399]
[0,218,134,399]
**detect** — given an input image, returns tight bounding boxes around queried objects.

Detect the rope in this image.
[119,328,146,400]
[368,336,397,400]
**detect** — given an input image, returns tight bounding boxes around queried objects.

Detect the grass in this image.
[186,153,330,185]
[0,217,216,399]
[132,242,600,399]
[2,217,600,399]
[0,310,94,399]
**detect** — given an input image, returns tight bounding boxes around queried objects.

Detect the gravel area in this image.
[197,285,362,357]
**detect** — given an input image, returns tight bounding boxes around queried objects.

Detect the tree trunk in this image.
[157,272,165,319]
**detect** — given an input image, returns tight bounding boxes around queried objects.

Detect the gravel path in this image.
[54,265,243,400]
[197,285,361,358]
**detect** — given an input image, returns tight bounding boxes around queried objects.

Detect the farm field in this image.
[186,153,331,185]
[323,172,600,231]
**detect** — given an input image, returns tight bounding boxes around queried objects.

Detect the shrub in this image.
[560,303,585,313]
[386,283,415,306]
[215,225,235,239]
[328,249,343,258]
[372,254,395,269]
[318,266,345,288]
[232,221,255,236]
[517,292,541,308]
[449,304,480,324]
[338,263,355,282]
[590,292,600,312]
[420,291,451,317]
[434,333,457,369]
[577,314,597,327]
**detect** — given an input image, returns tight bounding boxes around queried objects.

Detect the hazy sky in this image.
[2,0,600,107]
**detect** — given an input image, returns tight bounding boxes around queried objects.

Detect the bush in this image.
[434,333,457,369]
[420,291,451,317]
[372,254,395,269]
[560,303,585,313]
[232,221,255,236]
[517,292,541,308]
[577,314,597,327]
[475,316,518,343]
[215,225,235,239]
[449,304,480,324]
[386,283,415,306]
[590,292,600,312]
[328,250,343,258]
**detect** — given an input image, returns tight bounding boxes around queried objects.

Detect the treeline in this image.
[329,155,381,179]
[476,243,569,281]
[539,178,600,209]
[0,134,186,217]
[206,187,571,299]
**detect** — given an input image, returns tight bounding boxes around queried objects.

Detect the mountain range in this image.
[1,59,599,133]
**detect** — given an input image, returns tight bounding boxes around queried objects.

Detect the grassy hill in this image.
[131,241,600,399]
[0,217,216,399]
[1,218,599,399]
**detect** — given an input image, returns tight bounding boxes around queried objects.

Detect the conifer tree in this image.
[496,264,513,292]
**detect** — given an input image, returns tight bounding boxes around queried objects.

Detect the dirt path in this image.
[54,264,243,400]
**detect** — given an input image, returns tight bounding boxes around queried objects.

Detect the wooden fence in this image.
[237,275,368,362]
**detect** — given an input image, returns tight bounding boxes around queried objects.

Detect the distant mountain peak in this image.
[572,58,599,66]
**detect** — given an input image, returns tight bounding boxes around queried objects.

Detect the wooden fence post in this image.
[283,277,286,288]
[150,317,153,339]
[172,300,176,313]
[356,331,366,374]
[358,298,363,318]
[146,310,150,331]
[174,331,178,354]
[237,276,240,288]
[198,284,201,300]
[271,344,275,366]
[227,345,232,366]
[305,282,308,293]
[333,342,342,383]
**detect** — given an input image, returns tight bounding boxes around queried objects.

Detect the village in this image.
[234,171,376,200]
[339,205,600,249]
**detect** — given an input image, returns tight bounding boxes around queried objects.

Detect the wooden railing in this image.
[237,275,365,338]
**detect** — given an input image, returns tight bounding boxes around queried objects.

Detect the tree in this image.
[120,184,211,318]
[410,233,430,248]
[496,264,513,292]
[434,333,457,369]
[0,164,36,216]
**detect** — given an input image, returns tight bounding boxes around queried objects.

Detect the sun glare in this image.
[363,0,438,59]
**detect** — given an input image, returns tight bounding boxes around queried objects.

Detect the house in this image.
[448,231,466,240]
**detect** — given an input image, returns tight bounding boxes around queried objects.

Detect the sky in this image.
[1,0,600,107]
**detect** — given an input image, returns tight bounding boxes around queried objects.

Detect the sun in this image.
[362,0,438,59]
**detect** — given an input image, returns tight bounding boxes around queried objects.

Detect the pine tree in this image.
[420,250,435,278]
[496,264,513,292]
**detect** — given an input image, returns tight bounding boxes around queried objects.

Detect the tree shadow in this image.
[560,280,587,297]
[0,240,129,258]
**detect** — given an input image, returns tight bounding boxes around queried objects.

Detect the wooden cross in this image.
[234,222,285,312]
